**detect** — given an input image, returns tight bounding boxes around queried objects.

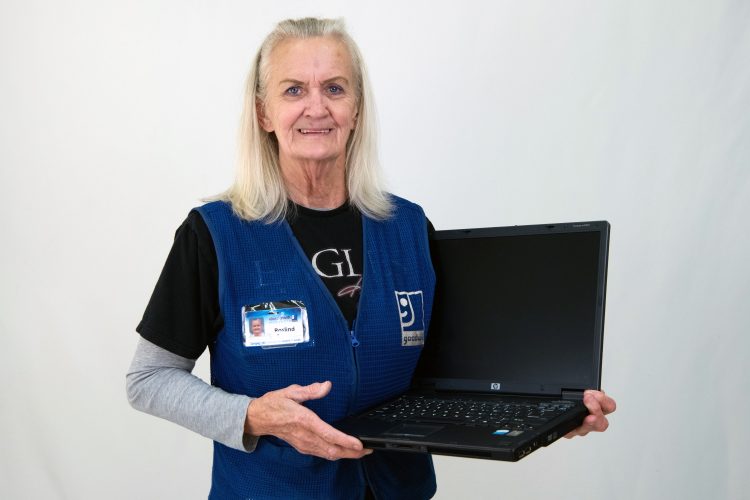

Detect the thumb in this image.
[285,381,332,403]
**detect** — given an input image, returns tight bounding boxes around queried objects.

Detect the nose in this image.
[304,89,329,119]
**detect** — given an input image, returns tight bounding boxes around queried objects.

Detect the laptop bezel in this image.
[413,220,610,397]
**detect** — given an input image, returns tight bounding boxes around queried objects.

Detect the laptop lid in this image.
[414,221,610,397]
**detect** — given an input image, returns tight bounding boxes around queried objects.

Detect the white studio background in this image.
[1,1,748,499]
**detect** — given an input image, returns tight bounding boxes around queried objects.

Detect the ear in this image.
[256,99,273,132]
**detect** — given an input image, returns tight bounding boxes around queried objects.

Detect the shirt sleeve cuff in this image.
[229,395,258,453]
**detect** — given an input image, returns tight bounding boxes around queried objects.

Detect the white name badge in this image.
[241,300,309,349]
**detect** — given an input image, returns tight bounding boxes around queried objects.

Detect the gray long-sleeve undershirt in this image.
[126,336,258,452]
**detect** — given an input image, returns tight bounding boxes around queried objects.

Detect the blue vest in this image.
[196,196,437,500]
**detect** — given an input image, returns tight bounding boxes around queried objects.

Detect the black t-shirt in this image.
[136,203,434,360]
[287,203,364,327]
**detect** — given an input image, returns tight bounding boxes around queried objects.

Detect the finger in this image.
[284,408,364,452]
[582,392,614,431]
[290,424,370,460]
[585,412,609,431]
[565,414,593,439]
[308,417,364,451]
[565,396,610,439]
[599,395,617,415]
[321,443,372,461]
[584,390,616,415]
[283,381,332,403]
[582,392,605,417]
[564,423,593,439]
[567,414,608,438]
[564,423,590,438]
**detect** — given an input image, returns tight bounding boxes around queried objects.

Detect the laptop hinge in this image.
[561,389,585,401]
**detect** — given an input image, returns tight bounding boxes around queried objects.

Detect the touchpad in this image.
[383,423,444,437]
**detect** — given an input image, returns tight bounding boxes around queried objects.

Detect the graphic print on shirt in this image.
[311,248,362,299]
[395,290,425,346]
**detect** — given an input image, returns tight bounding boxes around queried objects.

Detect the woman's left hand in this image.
[565,389,616,438]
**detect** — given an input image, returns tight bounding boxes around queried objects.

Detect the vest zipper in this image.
[348,318,360,415]
[350,322,360,347]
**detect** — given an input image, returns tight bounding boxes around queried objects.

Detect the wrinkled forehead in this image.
[263,36,358,89]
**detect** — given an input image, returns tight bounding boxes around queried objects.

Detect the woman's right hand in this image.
[244,381,372,461]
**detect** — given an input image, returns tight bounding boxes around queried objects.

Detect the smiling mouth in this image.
[298,128,333,135]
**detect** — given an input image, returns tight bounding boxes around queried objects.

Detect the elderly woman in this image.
[127,17,615,499]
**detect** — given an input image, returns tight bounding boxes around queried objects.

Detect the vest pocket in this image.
[252,259,283,286]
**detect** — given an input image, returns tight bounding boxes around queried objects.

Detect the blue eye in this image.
[285,86,302,96]
[327,85,344,94]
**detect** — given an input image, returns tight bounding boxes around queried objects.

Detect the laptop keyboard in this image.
[366,395,575,431]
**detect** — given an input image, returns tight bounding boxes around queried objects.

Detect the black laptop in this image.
[335,220,610,461]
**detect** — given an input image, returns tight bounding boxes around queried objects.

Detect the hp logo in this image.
[490,383,501,391]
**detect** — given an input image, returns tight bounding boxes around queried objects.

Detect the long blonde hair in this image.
[217,17,392,222]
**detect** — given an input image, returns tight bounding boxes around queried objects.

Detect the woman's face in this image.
[258,37,358,166]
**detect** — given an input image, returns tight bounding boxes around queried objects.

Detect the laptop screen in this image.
[415,222,609,396]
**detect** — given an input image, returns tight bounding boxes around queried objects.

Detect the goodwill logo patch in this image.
[395,290,425,346]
